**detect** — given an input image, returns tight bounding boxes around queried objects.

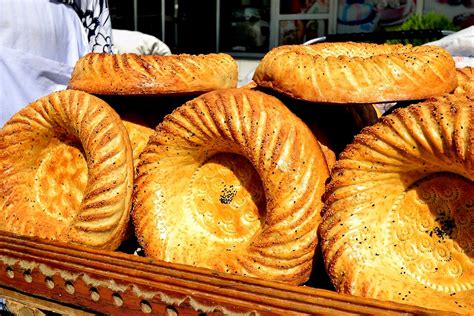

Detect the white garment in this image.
[0,0,90,127]
[0,0,89,65]
[1,47,78,121]
[427,26,474,68]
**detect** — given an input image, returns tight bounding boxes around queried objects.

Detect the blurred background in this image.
[109,0,473,86]
[110,0,473,56]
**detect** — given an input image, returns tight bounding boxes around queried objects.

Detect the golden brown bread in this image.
[238,82,337,171]
[240,80,258,90]
[132,88,329,284]
[253,42,457,103]
[454,66,474,95]
[319,93,473,313]
[68,53,238,96]
[0,90,134,250]
[122,120,154,169]
[318,141,336,172]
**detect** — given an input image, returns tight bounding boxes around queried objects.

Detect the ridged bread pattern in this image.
[0,90,134,250]
[455,66,474,95]
[132,88,329,285]
[68,53,238,96]
[319,94,473,313]
[253,42,457,103]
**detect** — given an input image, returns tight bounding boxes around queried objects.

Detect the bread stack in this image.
[0,52,238,251]
[0,42,472,313]
[68,52,238,166]
[253,42,472,313]
[253,42,458,163]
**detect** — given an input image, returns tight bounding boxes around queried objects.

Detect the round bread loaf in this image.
[319,93,473,313]
[68,53,238,96]
[0,90,134,250]
[132,88,329,284]
[253,42,457,103]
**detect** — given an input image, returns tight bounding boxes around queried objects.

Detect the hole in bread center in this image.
[388,173,473,291]
[190,153,266,240]
[34,139,88,223]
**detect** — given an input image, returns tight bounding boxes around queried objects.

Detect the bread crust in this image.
[319,94,473,313]
[68,53,238,96]
[0,90,134,250]
[253,42,457,103]
[132,88,329,284]
[122,120,155,169]
[454,66,474,95]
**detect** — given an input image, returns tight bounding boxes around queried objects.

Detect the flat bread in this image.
[133,88,329,284]
[320,94,473,313]
[0,90,134,249]
[254,42,457,103]
[68,53,238,96]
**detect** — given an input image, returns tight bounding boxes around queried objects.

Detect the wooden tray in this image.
[0,231,445,315]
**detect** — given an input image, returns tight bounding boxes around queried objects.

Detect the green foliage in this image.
[386,12,459,45]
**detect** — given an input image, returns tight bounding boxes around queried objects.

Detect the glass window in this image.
[219,0,270,54]
[279,19,328,44]
[423,1,474,30]
[280,0,330,14]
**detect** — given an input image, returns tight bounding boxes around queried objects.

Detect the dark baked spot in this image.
[219,184,237,204]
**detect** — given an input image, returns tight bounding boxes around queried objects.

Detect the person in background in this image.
[112,29,171,55]
[0,0,113,127]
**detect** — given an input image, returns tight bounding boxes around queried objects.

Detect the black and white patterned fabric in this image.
[60,0,113,53]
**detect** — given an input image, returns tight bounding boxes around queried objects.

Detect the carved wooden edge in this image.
[0,286,94,316]
[0,231,446,315]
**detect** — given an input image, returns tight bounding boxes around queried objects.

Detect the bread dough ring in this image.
[253,42,457,103]
[0,90,134,250]
[68,53,238,96]
[133,88,329,284]
[319,94,473,313]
